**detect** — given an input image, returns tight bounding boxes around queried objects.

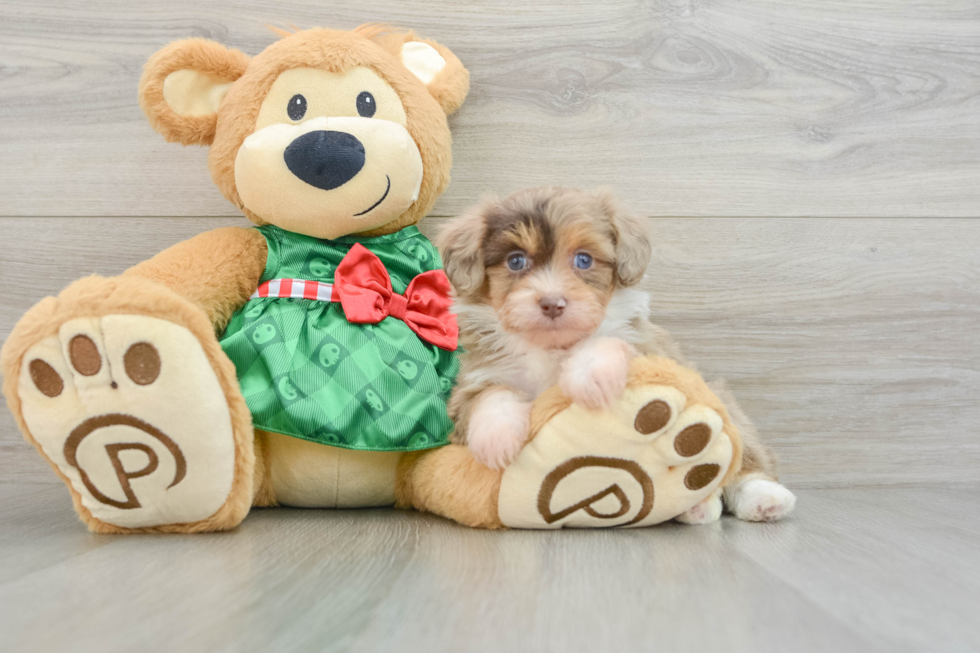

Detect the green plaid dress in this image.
[219,225,459,451]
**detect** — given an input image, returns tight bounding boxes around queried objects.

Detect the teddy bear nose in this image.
[284,130,366,191]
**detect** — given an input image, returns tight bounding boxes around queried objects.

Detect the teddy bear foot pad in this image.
[17,315,237,529]
[498,384,733,529]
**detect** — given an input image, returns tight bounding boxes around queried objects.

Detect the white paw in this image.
[559,338,634,410]
[17,315,237,528]
[466,391,531,470]
[729,479,796,522]
[675,493,722,525]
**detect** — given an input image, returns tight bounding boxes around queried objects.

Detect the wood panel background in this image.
[1,1,979,487]
[2,218,978,487]
[2,0,980,217]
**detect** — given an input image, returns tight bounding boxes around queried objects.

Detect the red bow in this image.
[334,243,459,351]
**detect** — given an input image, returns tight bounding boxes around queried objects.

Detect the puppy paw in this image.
[559,338,634,410]
[728,479,796,522]
[466,391,531,470]
[675,492,723,525]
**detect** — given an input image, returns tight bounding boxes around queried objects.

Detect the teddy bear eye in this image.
[507,252,528,271]
[356,91,376,118]
[287,94,307,121]
[573,252,593,270]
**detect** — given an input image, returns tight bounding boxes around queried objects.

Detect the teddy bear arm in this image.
[123,227,267,330]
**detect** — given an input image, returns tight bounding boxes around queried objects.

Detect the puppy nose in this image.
[284,130,365,191]
[539,296,567,319]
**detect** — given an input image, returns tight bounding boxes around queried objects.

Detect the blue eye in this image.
[574,252,593,269]
[507,253,528,271]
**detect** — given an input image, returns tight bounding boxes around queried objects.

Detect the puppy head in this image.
[439,187,651,349]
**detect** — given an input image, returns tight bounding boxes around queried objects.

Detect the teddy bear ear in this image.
[399,38,470,115]
[138,39,251,146]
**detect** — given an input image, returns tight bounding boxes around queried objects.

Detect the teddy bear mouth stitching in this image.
[353,175,391,216]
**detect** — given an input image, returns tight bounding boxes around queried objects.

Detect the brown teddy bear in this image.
[1,25,738,532]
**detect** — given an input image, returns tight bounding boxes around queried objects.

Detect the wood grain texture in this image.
[1,216,978,488]
[2,0,980,217]
[0,485,976,653]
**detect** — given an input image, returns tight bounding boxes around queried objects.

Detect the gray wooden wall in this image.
[1,1,978,488]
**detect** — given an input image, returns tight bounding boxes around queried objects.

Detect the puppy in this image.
[437,187,796,523]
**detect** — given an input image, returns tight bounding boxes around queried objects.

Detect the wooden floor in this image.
[0,484,975,652]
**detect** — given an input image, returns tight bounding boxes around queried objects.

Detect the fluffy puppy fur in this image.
[438,187,796,523]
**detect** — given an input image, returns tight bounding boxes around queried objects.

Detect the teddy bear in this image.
[1,25,739,532]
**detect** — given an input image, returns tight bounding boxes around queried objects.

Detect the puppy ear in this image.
[594,188,651,287]
[437,200,491,297]
[138,39,250,146]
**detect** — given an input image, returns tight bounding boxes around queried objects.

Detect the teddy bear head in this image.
[139,25,469,239]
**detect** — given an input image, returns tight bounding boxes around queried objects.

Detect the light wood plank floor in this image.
[0,484,976,653]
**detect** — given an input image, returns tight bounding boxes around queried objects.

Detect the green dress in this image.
[219,225,459,452]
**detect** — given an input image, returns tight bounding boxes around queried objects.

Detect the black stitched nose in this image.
[284,131,365,191]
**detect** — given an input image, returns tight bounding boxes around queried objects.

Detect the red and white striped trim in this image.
[250,278,334,302]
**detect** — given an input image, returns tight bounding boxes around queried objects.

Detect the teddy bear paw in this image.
[15,315,239,530]
[497,377,734,529]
